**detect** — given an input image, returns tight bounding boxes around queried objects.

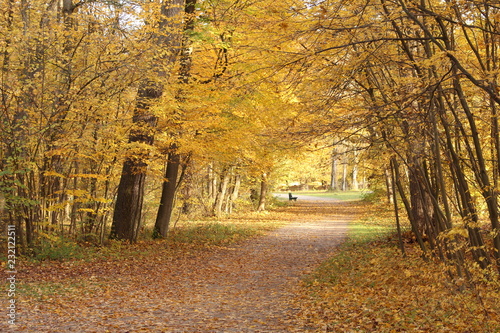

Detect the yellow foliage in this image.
[43,171,66,178]
[65,189,89,197]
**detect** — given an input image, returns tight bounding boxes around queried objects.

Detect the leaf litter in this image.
[5,200,353,332]
[6,200,496,333]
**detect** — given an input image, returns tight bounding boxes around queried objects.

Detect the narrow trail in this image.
[11,200,355,333]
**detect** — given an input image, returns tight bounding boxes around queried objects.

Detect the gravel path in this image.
[10,200,352,333]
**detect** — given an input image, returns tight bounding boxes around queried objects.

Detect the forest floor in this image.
[4,197,499,332]
[4,198,356,332]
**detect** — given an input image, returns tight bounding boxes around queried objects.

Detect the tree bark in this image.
[341,157,348,191]
[384,166,394,204]
[153,148,181,238]
[329,146,339,191]
[227,173,241,214]
[390,157,405,256]
[207,163,216,202]
[110,84,162,242]
[352,149,359,190]
[111,159,148,241]
[213,168,231,216]
[257,173,268,211]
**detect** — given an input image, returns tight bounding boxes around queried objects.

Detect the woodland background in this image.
[1,0,500,285]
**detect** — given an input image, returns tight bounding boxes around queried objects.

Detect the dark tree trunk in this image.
[111,159,148,242]
[393,158,428,255]
[390,157,405,256]
[153,149,181,238]
[110,85,161,242]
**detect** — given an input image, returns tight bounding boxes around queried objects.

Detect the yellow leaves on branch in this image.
[43,170,66,178]
[70,174,109,181]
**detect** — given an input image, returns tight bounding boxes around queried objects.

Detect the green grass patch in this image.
[304,220,395,288]
[167,222,264,246]
[16,280,98,300]
[29,237,91,261]
[347,222,395,243]
[292,190,366,201]
[304,202,400,288]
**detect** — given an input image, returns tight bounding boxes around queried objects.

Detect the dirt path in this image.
[10,200,353,333]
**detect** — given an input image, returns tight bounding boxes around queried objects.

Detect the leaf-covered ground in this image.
[296,203,500,333]
[4,200,355,332]
[3,199,499,332]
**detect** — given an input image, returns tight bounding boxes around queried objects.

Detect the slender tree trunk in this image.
[352,149,359,190]
[231,174,241,202]
[257,173,268,211]
[390,157,405,256]
[341,159,348,191]
[384,166,394,204]
[393,158,428,255]
[452,73,500,270]
[153,148,181,238]
[213,168,231,216]
[181,159,194,215]
[207,163,216,202]
[329,146,338,191]
[228,173,241,213]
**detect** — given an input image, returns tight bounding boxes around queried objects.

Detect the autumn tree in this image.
[152,0,197,238]
[110,0,185,242]
[148,0,310,221]
[278,0,500,274]
[0,0,150,249]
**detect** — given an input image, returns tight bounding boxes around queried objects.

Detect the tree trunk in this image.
[392,158,428,255]
[152,0,197,237]
[213,168,231,216]
[341,157,348,191]
[231,174,241,202]
[111,159,148,242]
[153,149,181,238]
[390,157,405,256]
[352,149,359,190]
[110,84,162,242]
[207,163,217,202]
[257,173,268,211]
[329,146,339,191]
[384,166,394,204]
[181,158,194,215]
[227,173,241,214]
